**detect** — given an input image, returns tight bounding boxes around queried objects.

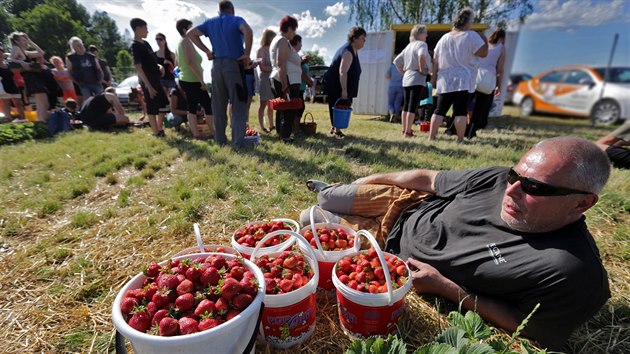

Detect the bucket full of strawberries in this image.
[250,230,320,348]
[298,205,359,291]
[231,218,300,259]
[112,252,265,354]
[332,230,412,339]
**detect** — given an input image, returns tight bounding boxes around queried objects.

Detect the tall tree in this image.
[0,7,12,36]
[348,0,533,31]
[112,49,134,81]
[10,3,93,57]
[0,0,45,16]
[303,50,325,66]
[89,11,126,67]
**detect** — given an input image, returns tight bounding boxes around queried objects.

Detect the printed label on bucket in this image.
[261,293,317,346]
[336,291,405,338]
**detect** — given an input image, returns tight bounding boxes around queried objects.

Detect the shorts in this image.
[179,80,213,115]
[142,83,169,115]
[160,79,177,89]
[245,73,255,97]
[84,112,116,128]
[402,85,425,113]
[433,90,471,117]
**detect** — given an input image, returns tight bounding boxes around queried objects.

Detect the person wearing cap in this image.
[302,136,610,351]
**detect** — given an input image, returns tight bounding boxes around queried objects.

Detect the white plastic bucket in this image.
[112,253,265,354]
[231,218,299,259]
[251,230,319,348]
[298,205,359,290]
[174,244,238,257]
[332,230,412,339]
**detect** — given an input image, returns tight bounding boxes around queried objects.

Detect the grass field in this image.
[0,102,628,353]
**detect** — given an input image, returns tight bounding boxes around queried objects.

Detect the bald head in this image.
[531,136,611,194]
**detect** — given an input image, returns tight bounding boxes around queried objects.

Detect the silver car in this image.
[115,75,139,105]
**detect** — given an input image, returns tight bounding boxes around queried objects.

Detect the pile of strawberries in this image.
[234,220,291,248]
[120,254,259,336]
[335,247,408,294]
[253,250,314,294]
[302,227,355,251]
[245,128,259,136]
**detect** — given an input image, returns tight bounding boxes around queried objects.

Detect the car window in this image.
[539,70,567,83]
[594,67,630,83]
[564,70,592,84]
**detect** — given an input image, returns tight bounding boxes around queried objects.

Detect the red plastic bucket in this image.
[332,230,412,338]
[419,121,430,132]
[231,218,299,259]
[251,230,319,348]
[298,205,359,291]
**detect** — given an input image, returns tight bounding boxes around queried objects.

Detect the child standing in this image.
[129,18,169,137]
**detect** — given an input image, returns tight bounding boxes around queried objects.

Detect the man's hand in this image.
[206,51,214,61]
[407,258,449,295]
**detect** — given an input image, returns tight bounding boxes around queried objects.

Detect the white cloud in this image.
[294,10,337,38]
[524,0,630,31]
[310,44,331,64]
[325,2,350,17]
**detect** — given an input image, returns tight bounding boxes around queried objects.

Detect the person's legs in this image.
[430,93,454,140]
[1,99,11,119]
[13,97,25,118]
[34,93,49,122]
[605,146,630,169]
[258,100,268,132]
[225,60,247,148]
[211,59,229,145]
[469,91,492,137]
[452,91,472,143]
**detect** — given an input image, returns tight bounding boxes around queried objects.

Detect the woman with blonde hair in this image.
[394,24,431,137]
[49,55,77,102]
[9,31,49,122]
[256,29,276,133]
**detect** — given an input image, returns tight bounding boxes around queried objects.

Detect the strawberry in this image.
[120,297,138,315]
[178,317,199,335]
[220,278,243,300]
[156,273,179,291]
[241,281,258,297]
[185,266,202,282]
[198,317,224,331]
[283,256,298,269]
[231,293,253,310]
[152,309,169,326]
[145,301,157,319]
[278,278,294,293]
[199,267,220,286]
[215,297,229,315]
[158,317,179,336]
[226,309,241,321]
[194,299,216,317]
[128,311,151,333]
[124,288,145,302]
[205,255,226,270]
[175,293,194,311]
[152,288,171,309]
[143,283,158,302]
[264,278,277,293]
[229,266,245,280]
[176,279,194,295]
[144,262,162,278]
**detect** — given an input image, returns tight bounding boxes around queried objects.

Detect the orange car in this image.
[513,65,630,125]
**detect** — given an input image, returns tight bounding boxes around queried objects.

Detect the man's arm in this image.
[237,21,253,65]
[186,27,213,60]
[353,169,439,193]
[135,63,157,98]
[407,258,521,333]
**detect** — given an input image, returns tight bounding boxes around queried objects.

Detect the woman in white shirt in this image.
[394,24,431,137]
[468,28,505,138]
[270,15,302,143]
[429,8,488,143]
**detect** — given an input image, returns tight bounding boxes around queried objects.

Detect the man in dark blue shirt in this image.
[187,0,253,148]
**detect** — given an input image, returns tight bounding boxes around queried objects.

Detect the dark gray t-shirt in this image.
[385,167,610,350]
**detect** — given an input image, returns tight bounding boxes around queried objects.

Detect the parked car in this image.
[513,65,630,125]
[306,65,329,103]
[115,75,139,106]
[505,73,532,104]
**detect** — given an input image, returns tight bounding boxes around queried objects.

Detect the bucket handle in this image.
[193,223,205,253]
[334,98,351,109]
[302,112,315,125]
[308,205,330,259]
[250,230,320,295]
[271,218,300,233]
[355,230,394,305]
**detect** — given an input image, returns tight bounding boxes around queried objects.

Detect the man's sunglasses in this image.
[507,168,591,196]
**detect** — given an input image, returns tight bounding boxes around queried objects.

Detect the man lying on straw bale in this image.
[301,136,610,351]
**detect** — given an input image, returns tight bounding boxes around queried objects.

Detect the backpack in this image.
[47,109,72,135]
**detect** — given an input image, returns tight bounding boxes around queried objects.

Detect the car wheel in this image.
[591,99,621,125]
[520,97,534,117]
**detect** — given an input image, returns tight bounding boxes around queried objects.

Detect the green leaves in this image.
[447,311,493,340]
[346,335,407,354]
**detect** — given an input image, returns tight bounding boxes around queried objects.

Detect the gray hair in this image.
[409,25,427,42]
[535,136,611,194]
[68,36,83,53]
[454,7,475,30]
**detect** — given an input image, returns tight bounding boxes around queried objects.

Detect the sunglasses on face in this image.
[507,168,591,197]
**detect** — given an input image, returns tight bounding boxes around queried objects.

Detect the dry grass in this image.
[0,103,628,353]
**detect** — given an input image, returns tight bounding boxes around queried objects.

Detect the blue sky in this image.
[78,0,630,80]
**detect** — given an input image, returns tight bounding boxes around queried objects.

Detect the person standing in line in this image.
[187,0,253,148]
[88,45,113,88]
[394,24,431,137]
[175,18,215,140]
[153,33,178,98]
[323,26,367,138]
[269,15,301,143]
[9,31,49,122]
[429,8,488,143]
[290,34,313,135]
[129,18,170,137]
[50,56,78,102]
[256,29,276,133]
[385,62,403,123]
[66,37,104,99]
[467,28,505,138]
[0,44,25,120]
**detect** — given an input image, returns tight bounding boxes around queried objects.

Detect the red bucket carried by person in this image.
[332,230,412,338]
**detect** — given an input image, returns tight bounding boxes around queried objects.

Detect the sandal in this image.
[335,130,345,138]
[306,180,329,192]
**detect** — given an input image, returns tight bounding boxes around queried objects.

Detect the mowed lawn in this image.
[0,102,628,353]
